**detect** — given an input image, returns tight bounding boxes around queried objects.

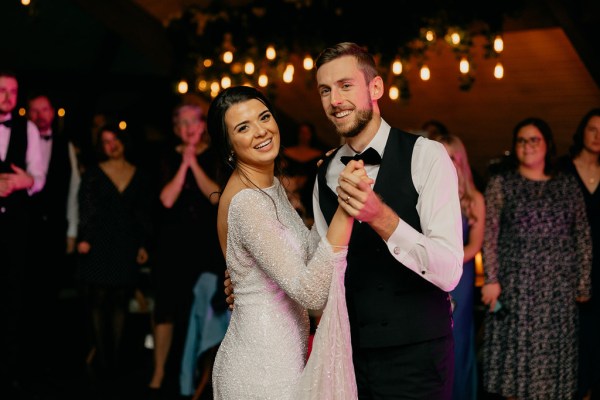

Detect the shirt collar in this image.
[340,118,390,158]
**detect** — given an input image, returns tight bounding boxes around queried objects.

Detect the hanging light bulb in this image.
[244,61,255,75]
[494,62,504,79]
[283,64,294,83]
[222,51,233,64]
[258,74,269,87]
[389,85,400,100]
[210,81,220,93]
[221,76,232,89]
[303,55,314,70]
[177,80,188,94]
[420,65,431,81]
[392,59,403,75]
[197,80,208,91]
[425,30,436,42]
[450,32,461,45]
[459,57,470,74]
[203,59,213,68]
[265,46,276,60]
[493,35,504,53]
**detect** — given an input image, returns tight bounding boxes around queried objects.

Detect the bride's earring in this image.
[228,151,234,163]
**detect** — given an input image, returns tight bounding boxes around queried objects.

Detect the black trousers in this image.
[353,334,454,400]
[0,214,29,387]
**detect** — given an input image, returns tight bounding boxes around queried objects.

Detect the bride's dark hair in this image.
[207,86,286,215]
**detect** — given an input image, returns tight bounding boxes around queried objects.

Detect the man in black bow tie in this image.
[312,43,463,399]
[23,93,81,382]
[0,70,46,396]
[223,43,464,399]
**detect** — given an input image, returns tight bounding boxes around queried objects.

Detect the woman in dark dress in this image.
[434,133,484,400]
[281,121,324,227]
[558,108,600,400]
[77,124,153,374]
[149,103,225,394]
[481,117,592,399]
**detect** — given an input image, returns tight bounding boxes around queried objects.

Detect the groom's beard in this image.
[337,107,373,139]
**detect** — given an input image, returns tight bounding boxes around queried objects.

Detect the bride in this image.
[207,85,364,399]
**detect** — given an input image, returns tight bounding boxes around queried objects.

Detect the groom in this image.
[224,42,463,399]
[311,42,463,399]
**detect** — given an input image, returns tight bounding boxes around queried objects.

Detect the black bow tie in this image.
[0,119,12,128]
[41,135,52,141]
[340,147,382,165]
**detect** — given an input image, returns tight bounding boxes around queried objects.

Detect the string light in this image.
[172,2,514,100]
[493,35,504,53]
[177,80,188,94]
[420,65,431,81]
[494,62,504,79]
[459,57,470,74]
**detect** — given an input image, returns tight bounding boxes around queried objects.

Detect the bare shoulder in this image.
[472,189,486,214]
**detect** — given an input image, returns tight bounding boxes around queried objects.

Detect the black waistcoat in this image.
[29,129,72,232]
[0,116,30,220]
[317,128,452,348]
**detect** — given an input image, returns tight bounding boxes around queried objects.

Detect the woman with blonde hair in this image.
[434,133,485,400]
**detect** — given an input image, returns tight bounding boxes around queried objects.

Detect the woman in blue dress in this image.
[434,133,485,400]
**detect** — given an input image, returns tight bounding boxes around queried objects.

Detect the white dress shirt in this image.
[312,118,463,292]
[0,118,46,194]
[38,128,80,238]
[66,142,81,238]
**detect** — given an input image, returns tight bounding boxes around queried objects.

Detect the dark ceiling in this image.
[0,0,598,170]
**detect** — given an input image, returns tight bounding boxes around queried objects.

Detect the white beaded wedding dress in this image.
[212,179,357,400]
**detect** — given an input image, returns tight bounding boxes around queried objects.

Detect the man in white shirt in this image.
[313,42,463,399]
[0,70,46,395]
[22,93,81,387]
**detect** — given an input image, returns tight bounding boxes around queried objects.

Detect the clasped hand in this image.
[336,159,376,219]
[0,164,33,197]
[223,161,374,310]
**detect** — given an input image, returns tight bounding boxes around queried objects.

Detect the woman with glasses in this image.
[481,117,592,399]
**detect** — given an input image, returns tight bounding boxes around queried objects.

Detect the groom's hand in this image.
[337,160,397,240]
[337,160,373,213]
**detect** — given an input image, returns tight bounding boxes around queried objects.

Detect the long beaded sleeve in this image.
[228,184,347,310]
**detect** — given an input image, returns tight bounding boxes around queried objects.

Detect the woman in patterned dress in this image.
[481,117,592,399]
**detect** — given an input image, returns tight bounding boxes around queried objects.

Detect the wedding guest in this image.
[282,121,324,226]
[24,92,81,386]
[557,108,600,400]
[433,133,484,400]
[149,103,225,396]
[77,123,153,376]
[481,117,592,399]
[0,70,45,395]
